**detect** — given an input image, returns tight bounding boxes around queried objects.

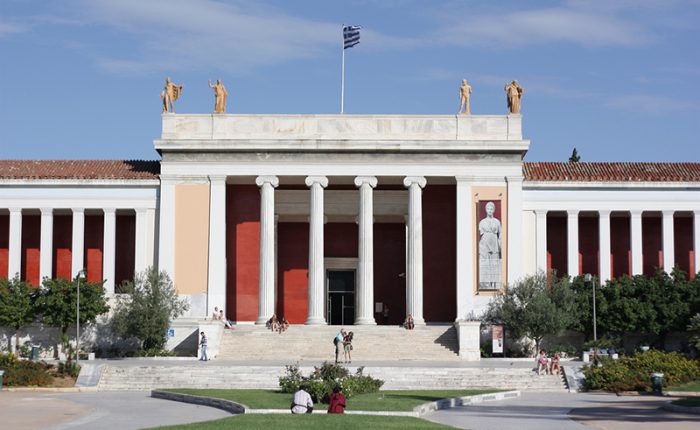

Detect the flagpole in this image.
[341,24,345,114]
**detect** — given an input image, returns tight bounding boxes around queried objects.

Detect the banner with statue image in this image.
[477,199,503,290]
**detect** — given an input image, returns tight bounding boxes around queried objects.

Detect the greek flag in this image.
[343,25,361,49]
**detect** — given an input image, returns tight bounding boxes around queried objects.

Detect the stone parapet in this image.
[156,114,528,154]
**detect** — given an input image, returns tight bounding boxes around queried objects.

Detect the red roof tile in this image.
[0,160,159,180]
[523,162,700,182]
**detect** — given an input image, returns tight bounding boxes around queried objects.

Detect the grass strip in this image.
[150,414,456,429]
[667,380,700,392]
[163,388,502,412]
[671,397,700,407]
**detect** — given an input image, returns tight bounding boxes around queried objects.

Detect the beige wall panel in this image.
[174,184,210,295]
[472,186,508,296]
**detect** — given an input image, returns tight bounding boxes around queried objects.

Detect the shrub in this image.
[128,348,177,357]
[549,343,578,357]
[584,350,700,392]
[0,354,53,387]
[278,362,383,403]
[57,361,81,378]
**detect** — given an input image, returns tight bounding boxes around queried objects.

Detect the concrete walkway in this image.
[424,392,699,430]
[0,391,231,430]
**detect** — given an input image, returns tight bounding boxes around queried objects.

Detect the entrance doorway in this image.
[326,270,355,325]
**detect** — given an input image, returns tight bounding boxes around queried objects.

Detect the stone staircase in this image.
[96,363,568,392]
[217,324,460,361]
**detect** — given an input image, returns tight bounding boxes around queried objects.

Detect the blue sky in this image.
[1,0,698,162]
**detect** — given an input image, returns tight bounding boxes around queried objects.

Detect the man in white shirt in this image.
[291,386,314,414]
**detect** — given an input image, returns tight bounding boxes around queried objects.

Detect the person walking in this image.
[199,331,209,361]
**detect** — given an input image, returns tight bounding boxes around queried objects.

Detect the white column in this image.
[507,176,523,283]
[8,208,22,278]
[694,211,700,276]
[71,208,85,278]
[354,176,377,325]
[305,176,328,325]
[134,208,148,274]
[535,210,547,273]
[207,175,227,316]
[599,210,612,283]
[567,210,580,277]
[40,208,53,282]
[255,175,279,324]
[662,210,675,273]
[403,176,426,326]
[455,178,474,320]
[103,208,116,294]
[144,208,156,269]
[630,210,643,275]
[158,178,176,278]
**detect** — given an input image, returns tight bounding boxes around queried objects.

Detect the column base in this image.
[354,317,377,325]
[255,317,269,325]
[412,317,426,326]
[305,316,327,325]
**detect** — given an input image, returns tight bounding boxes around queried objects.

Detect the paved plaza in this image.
[2,388,697,430]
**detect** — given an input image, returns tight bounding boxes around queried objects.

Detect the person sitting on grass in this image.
[404,314,415,330]
[327,386,346,414]
[291,384,314,414]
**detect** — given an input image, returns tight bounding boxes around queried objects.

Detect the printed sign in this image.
[492,325,504,354]
[166,328,175,338]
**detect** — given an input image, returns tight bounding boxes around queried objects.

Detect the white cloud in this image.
[71,0,341,74]
[434,6,651,48]
[0,19,27,37]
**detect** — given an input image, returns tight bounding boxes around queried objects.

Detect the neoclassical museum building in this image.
[1,113,699,327]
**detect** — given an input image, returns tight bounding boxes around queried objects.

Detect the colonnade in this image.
[3,207,153,293]
[251,175,427,326]
[535,209,700,281]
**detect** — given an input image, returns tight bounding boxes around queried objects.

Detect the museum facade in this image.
[1,113,699,326]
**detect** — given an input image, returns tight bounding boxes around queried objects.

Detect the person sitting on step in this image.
[404,314,415,330]
[266,314,279,332]
[278,316,289,334]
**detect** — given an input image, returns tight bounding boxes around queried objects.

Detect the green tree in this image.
[0,276,37,355]
[688,313,700,351]
[484,272,577,354]
[35,276,109,349]
[111,268,189,351]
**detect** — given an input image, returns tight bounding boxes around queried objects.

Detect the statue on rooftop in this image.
[208,79,228,113]
[161,77,183,113]
[458,79,472,114]
[504,80,523,114]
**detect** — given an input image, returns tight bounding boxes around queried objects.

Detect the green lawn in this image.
[671,397,700,407]
[668,380,700,392]
[163,388,500,412]
[151,414,455,429]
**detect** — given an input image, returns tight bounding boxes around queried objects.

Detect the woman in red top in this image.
[327,386,346,414]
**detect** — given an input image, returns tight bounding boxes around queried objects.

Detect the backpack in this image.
[333,336,339,345]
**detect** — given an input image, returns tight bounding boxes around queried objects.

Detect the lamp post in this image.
[76,269,85,364]
[584,273,597,343]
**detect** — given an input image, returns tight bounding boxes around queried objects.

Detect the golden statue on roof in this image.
[208,79,228,113]
[161,77,184,113]
[505,80,523,114]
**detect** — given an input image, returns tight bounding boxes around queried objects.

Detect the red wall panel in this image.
[324,223,358,258]
[423,185,456,322]
[642,215,662,276]
[0,215,8,279]
[226,185,261,321]
[579,215,600,277]
[277,223,309,323]
[610,215,631,278]
[115,214,135,287]
[21,214,40,287]
[84,214,104,283]
[53,215,72,280]
[374,223,406,325]
[674,216,694,277]
[547,213,568,277]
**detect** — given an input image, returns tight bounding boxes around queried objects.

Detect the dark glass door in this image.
[327,270,355,325]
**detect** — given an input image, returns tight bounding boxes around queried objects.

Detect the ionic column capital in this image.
[255,175,279,188]
[305,176,328,188]
[662,210,675,217]
[208,175,228,184]
[354,176,378,188]
[598,209,612,217]
[103,207,116,215]
[9,207,22,214]
[71,207,85,214]
[630,209,643,217]
[403,176,426,189]
[40,208,53,216]
[567,209,580,217]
